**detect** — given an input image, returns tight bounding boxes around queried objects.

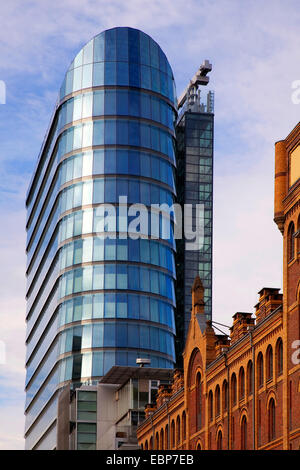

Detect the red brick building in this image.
[137,123,300,450]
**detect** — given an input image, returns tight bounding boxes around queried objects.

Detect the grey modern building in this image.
[175,64,214,352]
[24,27,177,449]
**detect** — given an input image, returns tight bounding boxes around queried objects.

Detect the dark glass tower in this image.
[175,67,214,352]
[24,27,177,449]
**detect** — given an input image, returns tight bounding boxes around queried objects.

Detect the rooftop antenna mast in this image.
[177,60,212,111]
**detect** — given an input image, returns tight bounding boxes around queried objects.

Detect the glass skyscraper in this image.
[24,27,177,449]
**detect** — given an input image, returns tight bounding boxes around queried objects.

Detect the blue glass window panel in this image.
[116,239,128,260]
[150,40,159,68]
[128,324,139,348]
[116,351,127,365]
[128,151,139,175]
[128,294,139,319]
[150,327,159,350]
[93,63,104,86]
[129,62,140,88]
[140,124,150,148]
[159,330,167,353]
[116,121,128,145]
[93,294,104,318]
[105,62,116,85]
[151,98,160,122]
[92,351,103,376]
[105,293,115,317]
[151,242,159,265]
[105,29,116,61]
[128,266,139,290]
[140,239,150,263]
[94,33,105,62]
[160,132,168,154]
[140,152,150,176]
[105,178,116,202]
[83,296,92,320]
[60,77,66,100]
[128,91,140,116]
[83,40,93,65]
[139,32,150,66]
[128,28,139,62]
[65,69,74,96]
[140,326,149,348]
[116,28,128,61]
[104,149,116,173]
[116,150,128,174]
[73,154,83,179]
[103,324,115,347]
[140,296,149,320]
[104,120,116,145]
[129,239,139,262]
[151,157,160,180]
[159,272,166,296]
[105,265,116,289]
[140,182,150,206]
[151,127,160,151]
[104,90,116,115]
[94,237,104,261]
[116,324,127,347]
[104,239,116,260]
[150,298,159,323]
[104,351,115,374]
[93,179,104,203]
[160,72,168,97]
[117,293,127,318]
[93,91,104,116]
[129,121,140,146]
[159,48,167,73]
[128,180,139,204]
[140,94,151,119]
[140,267,150,292]
[82,64,93,89]
[117,179,128,199]
[93,265,104,290]
[150,270,159,294]
[141,65,151,90]
[93,121,104,145]
[151,184,160,205]
[116,61,128,86]
[93,149,104,174]
[151,68,160,93]
[116,90,128,115]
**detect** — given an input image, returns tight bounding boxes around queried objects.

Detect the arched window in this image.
[268,398,276,441]
[171,420,175,448]
[297,215,300,254]
[231,373,237,406]
[160,428,164,450]
[231,417,235,450]
[182,411,186,441]
[215,385,220,417]
[247,360,253,395]
[145,440,148,450]
[149,436,153,450]
[155,432,159,450]
[208,390,213,422]
[288,222,295,261]
[257,352,264,388]
[165,424,169,449]
[176,415,181,446]
[241,416,247,450]
[266,345,273,381]
[276,338,283,376]
[217,430,222,450]
[239,367,245,399]
[196,442,202,450]
[222,380,228,412]
[196,372,202,430]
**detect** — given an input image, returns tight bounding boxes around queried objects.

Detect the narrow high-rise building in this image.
[24,27,177,449]
[175,63,214,353]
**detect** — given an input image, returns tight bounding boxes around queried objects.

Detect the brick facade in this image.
[137,123,300,450]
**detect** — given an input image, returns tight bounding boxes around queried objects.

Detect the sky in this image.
[0,0,299,450]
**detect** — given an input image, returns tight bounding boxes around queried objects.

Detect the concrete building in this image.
[137,122,300,450]
[56,365,173,450]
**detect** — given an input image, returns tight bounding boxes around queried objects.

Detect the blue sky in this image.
[0,0,299,449]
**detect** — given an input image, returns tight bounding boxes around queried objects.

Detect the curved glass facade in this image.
[25,27,177,449]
